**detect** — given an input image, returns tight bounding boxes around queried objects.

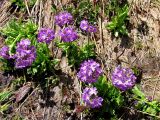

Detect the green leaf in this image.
[132,85,146,99]
[0,91,12,102]
[0,103,10,113]
[56,41,95,66]
[95,75,124,111]
[145,107,157,115]
[106,4,129,36]
[51,4,57,13]
[78,1,89,10]
[52,59,60,65]
[95,75,107,90]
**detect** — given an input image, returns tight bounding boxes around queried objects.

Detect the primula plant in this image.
[0,20,57,77]
[56,41,96,67]
[80,20,97,33]
[111,65,137,91]
[82,87,103,108]
[15,39,36,69]
[0,1,160,119]
[59,27,78,42]
[55,12,97,67]
[132,86,160,116]
[0,46,11,59]
[105,1,129,36]
[55,11,73,27]
[94,75,125,119]
[77,59,103,83]
[37,28,55,44]
[65,0,99,24]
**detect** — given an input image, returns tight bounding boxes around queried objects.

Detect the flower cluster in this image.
[0,46,10,59]
[38,28,55,44]
[82,87,103,108]
[15,39,36,69]
[87,25,97,33]
[111,66,136,91]
[55,11,73,27]
[59,27,78,42]
[80,20,97,33]
[77,59,103,83]
[80,20,89,31]
[0,46,15,59]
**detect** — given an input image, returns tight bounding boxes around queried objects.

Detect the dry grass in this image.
[100,0,160,101]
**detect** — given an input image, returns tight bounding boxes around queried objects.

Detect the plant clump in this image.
[77,59,103,83]
[82,87,103,108]
[80,20,97,33]
[55,11,73,27]
[15,39,36,69]
[111,66,137,91]
[59,27,78,42]
[0,46,10,59]
[0,1,160,119]
[37,28,55,44]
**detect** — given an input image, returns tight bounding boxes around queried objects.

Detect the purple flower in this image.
[77,59,103,83]
[59,27,78,42]
[79,20,97,33]
[111,66,137,91]
[82,87,103,108]
[55,11,73,27]
[0,46,10,59]
[15,39,36,69]
[38,28,55,44]
[80,20,89,31]
[87,25,97,33]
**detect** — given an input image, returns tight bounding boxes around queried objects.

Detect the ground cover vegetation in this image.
[0,0,160,119]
